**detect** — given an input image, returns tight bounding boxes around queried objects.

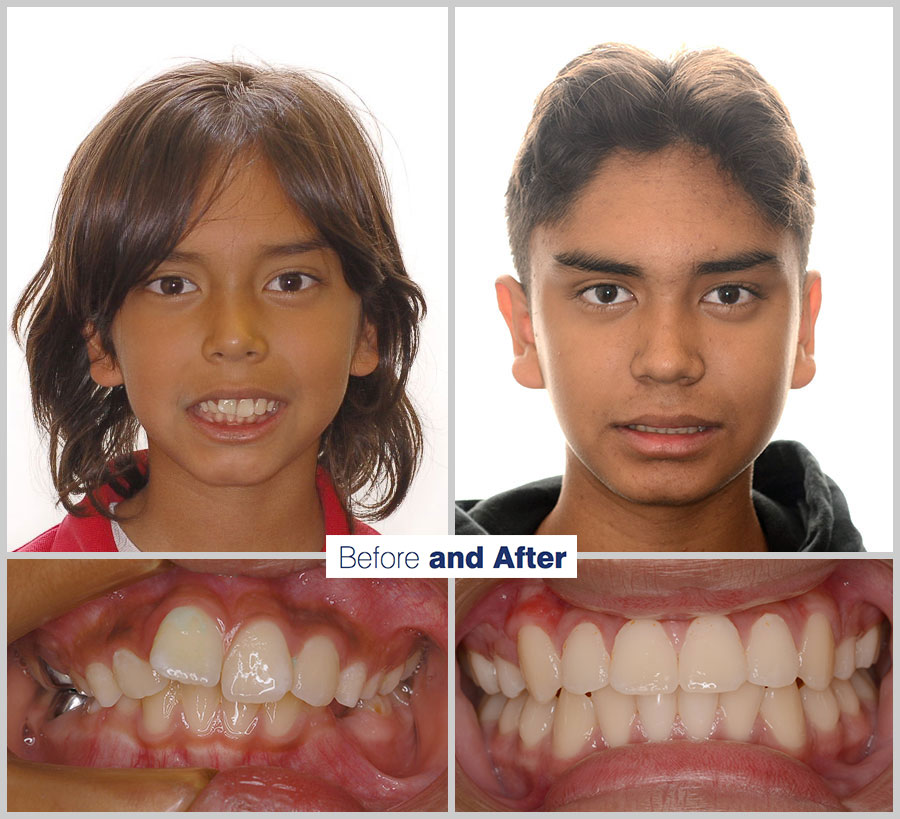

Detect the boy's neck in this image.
[537,450,768,552]
[114,449,326,552]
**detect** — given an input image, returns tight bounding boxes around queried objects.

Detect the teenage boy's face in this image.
[88,161,378,492]
[499,146,821,508]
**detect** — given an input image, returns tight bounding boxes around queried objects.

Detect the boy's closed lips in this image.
[615,415,721,458]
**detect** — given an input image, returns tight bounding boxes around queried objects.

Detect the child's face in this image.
[498,146,821,507]
[89,161,377,490]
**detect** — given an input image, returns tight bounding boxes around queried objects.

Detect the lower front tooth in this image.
[221,620,292,704]
[678,689,718,740]
[552,690,595,758]
[832,679,860,716]
[180,684,220,735]
[335,662,367,707]
[637,691,676,741]
[142,682,180,739]
[718,681,764,741]
[478,692,506,724]
[499,691,527,735]
[518,694,555,748]
[800,685,840,732]
[84,662,122,708]
[223,700,259,736]
[849,669,878,706]
[292,636,339,706]
[262,693,309,738]
[760,684,806,751]
[593,686,636,748]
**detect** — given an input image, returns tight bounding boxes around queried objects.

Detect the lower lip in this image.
[543,742,844,811]
[187,405,284,443]
[616,424,719,458]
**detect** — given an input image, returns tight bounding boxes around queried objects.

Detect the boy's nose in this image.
[201,296,268,362]
[629,309,704,385]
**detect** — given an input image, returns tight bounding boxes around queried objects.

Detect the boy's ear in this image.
[84,327,124,388]
[791,271,822,389]
[495,275,545,389]
[350,318,379,377]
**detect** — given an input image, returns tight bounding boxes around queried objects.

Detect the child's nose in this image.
[201,296,268,362]
[629,306,705,385]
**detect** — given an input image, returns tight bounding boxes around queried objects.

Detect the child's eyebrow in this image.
[552,249,781,277]
[162,240,330,265]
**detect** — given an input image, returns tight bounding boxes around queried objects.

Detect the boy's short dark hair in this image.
[507,44,815,287]
[13,60,425,521]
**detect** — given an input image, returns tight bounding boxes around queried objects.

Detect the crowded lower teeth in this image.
[196,398,279,425]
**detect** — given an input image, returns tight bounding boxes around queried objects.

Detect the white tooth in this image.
[267,400,276,412]
[494,656,526,698]
[141,682,180,738]
[221,620,292,704]
[469,652,500,695]
[478,692,506,724]
[831,678,860,716]
[360,671,382,702]
[115,695,139,717]
[561,622,609,694]
[677,689,718,740]
[180,684,221,736]
[760,684,806,751]
[262,693,310,739]
[518,694,555,748]
[403,649,422,680]
[223,699,259,736]
[292,636,339,706]
[849,669,878,706]
[150,606,223,687]
[254,398,268,415]
[218,398,237,415]
[71,671,93,698]
[113,649,166,700]
[335,661,367,707]
[745,613,799,688]
[84,662,122,708]
[800,685,840,732]
[517,625,561,703]
[236,398,255,418]
[609,619,677,695]
[593,686,636,747]
[855,623,881,669]
[636,691,676,741]
[200,401,209,412]
[679,615,745,693]
[552,690,595,758]
[378,663,404,695]
[499,691,528,735]
[718,681,764,741]
[834,637,856,680]
[798,613,835,691]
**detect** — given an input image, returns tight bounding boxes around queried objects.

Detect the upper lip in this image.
[189,388,287,406]
[617,414,719,428]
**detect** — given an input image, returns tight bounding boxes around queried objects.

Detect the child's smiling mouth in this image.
[191,398,282,426]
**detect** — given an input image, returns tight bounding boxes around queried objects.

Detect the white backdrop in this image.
[454,7,893,551]
[7,7,449,546]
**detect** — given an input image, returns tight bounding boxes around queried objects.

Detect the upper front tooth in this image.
[469,652,500,695]
[609,619,677,694]
[222,619,292,704]
[517,625,561,703]
[218,399,237,415]
[236,398,255,418]
[335,661,367,707]
[679,615,746,692]
[834,637,856,679]
[855,623,882,668]
[150,606,223,687]
[254,398,268,415]
[798,613,835,691]
[745,613,799,687]
[85,662,122,708]
[378,663,404,695]
[292,636,340,706]
[494,656,526,698]
[113,649,166,699]
[561,622,609,694]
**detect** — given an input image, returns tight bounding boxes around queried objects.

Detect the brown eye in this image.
[146,276,197,295]
[581,283,635,306]
[266,273,316,292]
[702,285,755,306]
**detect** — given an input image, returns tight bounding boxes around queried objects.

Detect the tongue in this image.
[188,767,364,811]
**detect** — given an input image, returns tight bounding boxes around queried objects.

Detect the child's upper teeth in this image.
[198,398,277,416]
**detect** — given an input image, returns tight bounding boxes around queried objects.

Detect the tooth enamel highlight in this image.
[221,619,292,704]
[113,649,166,699]
[499,692,528,735]
[335,661,367,707]
[150,606,223,687]
[552,690,595,758]
[262,693,308,738]
[718,681,764,741]
[142,682,179,738]
[494,656,526,698]
[518,694,555,748]
[745,613,799,688]
[292,636,339,706]
[561,622,609,694]
[834,637,856,680]
[84,662,122,708]
[517,625,561,704]
[760,684,806,751]
[800,685,840,732]
[469,652,500,695]
[832,678,860,716]
[637,691,676,741]
[855,623,881,669]
[593,686,636,747]
[223,699,259,736]
[678,689,719,740]
[610,619,677,695]
[180,684,221,736]
[798,613,835,691]
[679,615,746,693]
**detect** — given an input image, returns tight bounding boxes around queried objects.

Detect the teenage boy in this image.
[456,44,863,552]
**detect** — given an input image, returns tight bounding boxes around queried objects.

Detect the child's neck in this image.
[537,449,768,552]
[115,449,326,552]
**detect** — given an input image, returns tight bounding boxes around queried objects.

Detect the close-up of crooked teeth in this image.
[196,397,279,425]
[628,424,707,434]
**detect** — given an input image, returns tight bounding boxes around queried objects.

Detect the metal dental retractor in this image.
[39,658,92,719]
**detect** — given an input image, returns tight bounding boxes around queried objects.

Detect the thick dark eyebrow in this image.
[553,248,780,277]
[161,239,330,265]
